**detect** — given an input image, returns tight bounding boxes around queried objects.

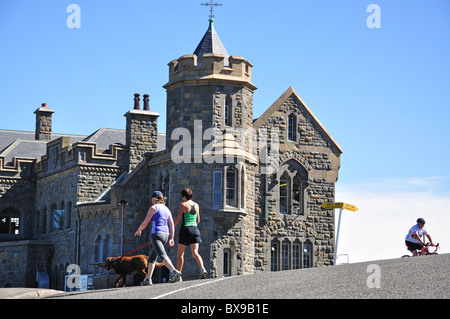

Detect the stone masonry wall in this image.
[253,93,340,268]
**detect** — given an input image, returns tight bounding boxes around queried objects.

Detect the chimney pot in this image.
[143,94,150,111]
[134,93,141,110]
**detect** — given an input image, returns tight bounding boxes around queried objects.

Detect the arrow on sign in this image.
[321,202,358,212]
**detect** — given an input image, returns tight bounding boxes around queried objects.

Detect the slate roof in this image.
[193,19,230,66]
[82,128,126,150]
[0,129,87,164]
[0,128,166,165]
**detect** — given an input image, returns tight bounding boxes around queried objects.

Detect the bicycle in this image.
[401,242,439,258]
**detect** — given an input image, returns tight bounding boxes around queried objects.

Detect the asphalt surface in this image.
[2,254,449,300]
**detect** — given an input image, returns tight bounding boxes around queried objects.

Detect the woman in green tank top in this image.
[174,188,208,280]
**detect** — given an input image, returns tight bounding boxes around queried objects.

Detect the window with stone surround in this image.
[51,202,64,231]
[0,207,20,235]
[287,113,297,141]
[277,159,308,215]
[292,241,301,269]
[281,240,290,270]
[303,240,312,268]
[94,235,101,262]
[224,95,233,126]
[65,202,72,229]
[270,241,279,272]
[223,248,231,276]
[226,167,237,207]
[279,173,289,213]
[271,237,313,271]
[213,169,222,207]
[214,164,246,210]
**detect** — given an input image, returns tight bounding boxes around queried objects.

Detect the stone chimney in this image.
[34,103,55,141]
[124,93,160,171]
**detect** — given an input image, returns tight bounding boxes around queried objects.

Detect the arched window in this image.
[65,202,72,229]
[223,248,231,277]
[103,234,110,261]
[52,265,58,290]
[270,238,313,271]
[292,176,302,215]
[39,207,47,234]
[224,95,232,126]
[94,235,102,262]
[270,240,279,272]
[279,173,289,214]
[303,241,312,268]
[277,159,308,215]
[58,264,65,291]
[0,207,20,235]
[292,241,301,269]
[281,239,290,270]
[288,113,297,141]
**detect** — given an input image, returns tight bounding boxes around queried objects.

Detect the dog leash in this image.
[120,241,152,258]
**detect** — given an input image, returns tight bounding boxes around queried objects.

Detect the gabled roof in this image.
[193,19,230,66]
[82,128,126,150]
[253,86,343,154]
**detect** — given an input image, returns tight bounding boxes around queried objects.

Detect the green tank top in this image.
[183,201,198,227]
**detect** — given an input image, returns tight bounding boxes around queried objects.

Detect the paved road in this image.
[42,253,448,300]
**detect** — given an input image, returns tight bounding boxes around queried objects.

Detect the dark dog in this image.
[104,255,163,288]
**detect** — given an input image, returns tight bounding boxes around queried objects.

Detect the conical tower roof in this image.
[193,19,230,66]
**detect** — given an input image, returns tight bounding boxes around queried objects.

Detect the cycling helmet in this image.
[416,218,425,225]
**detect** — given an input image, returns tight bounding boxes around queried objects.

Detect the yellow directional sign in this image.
[321,202,358,212]
[342,203,358,212]
[321,202,343,210]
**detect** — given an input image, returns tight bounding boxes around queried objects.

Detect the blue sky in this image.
[1,1,449,262]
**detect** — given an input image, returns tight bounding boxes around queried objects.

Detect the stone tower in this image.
[163,18,257,154]
[158,18,260,278]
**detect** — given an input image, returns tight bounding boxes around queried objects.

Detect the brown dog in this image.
[104,255,163,288]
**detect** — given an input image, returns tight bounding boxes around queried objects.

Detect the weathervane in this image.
[201,0,222,19]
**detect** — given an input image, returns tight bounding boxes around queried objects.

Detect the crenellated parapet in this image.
[34,137,128,176]
[164,54,256,91]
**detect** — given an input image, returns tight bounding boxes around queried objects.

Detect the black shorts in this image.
[405,240,423,252]
[178,226,202,246]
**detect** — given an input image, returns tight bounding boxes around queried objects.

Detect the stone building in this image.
[0,18,342,289]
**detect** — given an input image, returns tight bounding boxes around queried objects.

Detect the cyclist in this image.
[405,218,434,256]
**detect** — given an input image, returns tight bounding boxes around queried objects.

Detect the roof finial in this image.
[201,0,222,20]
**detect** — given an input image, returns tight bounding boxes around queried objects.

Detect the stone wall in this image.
[253,91,340,268]
[0,240,53,288]
[0,179,35,241]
